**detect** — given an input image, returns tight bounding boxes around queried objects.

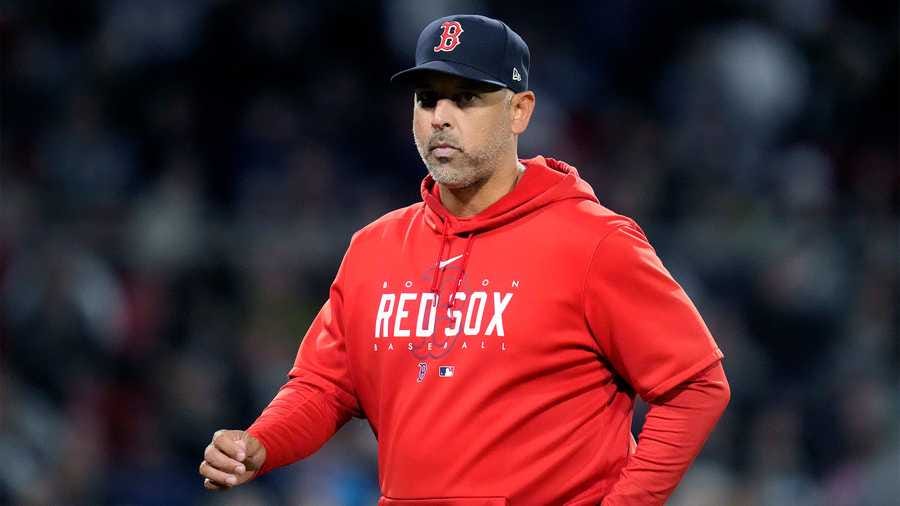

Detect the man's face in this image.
[412,73,514,189]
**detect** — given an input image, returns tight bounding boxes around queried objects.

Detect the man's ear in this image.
[510,91,536,135]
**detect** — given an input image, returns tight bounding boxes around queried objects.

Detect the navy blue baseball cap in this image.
[391,14,530,93]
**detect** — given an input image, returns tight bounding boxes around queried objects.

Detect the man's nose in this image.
[431,98,454,130]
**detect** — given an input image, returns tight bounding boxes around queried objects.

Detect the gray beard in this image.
[422,154,495,189]
[414,129,511,189]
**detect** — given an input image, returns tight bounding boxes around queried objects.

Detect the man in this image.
[199,14,730,505]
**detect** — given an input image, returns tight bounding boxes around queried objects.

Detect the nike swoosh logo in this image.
[438,254,464,269]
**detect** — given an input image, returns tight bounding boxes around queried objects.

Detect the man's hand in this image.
[199,429,266,490]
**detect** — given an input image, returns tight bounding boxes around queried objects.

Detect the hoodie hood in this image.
[421,156,598,236]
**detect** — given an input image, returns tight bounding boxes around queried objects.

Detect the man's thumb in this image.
[241,431,262,456]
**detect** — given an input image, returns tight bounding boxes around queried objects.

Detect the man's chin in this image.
[426,165,470,189]
[436,179,473,190]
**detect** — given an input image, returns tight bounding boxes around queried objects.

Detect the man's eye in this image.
[456,92,477,105]
[416,92,437,107]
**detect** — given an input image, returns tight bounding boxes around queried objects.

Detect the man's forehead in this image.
[412,72,504,93]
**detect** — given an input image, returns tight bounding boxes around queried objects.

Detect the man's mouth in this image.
[430,143,460,158]
[430,143,458,150]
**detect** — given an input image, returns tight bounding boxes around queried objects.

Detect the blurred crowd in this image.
[1,1,897,505]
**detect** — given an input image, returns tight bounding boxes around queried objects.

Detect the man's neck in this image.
[438,159,525,218]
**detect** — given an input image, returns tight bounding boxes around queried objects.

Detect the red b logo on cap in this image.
[434,21,464,52]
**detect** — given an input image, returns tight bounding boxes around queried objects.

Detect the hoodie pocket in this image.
[379,497,508,506]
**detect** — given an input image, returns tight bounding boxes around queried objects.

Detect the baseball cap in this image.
[391,14,530,93]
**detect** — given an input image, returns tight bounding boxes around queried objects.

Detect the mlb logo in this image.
[438,366,455,377]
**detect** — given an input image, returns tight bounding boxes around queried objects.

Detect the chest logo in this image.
[375,291,512,338]
[438,254,464,269]
[416,361,428,383]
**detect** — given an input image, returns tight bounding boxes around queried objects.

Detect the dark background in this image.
[1,1,897,504]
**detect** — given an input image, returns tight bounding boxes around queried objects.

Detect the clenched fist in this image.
[198,429,267,490]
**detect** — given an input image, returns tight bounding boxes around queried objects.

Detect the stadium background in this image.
[1,1,897,504]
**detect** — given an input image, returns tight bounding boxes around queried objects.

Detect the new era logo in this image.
[512,67,521,81]
[438,366,455,377]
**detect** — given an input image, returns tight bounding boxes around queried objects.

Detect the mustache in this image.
[428,135,462,151]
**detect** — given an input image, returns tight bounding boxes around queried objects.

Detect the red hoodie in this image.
[247,156,727,504]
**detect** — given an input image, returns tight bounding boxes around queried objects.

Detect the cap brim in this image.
[390,60,506,89]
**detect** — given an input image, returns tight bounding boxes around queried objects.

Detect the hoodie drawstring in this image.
[446,233,475,320]
[429,220,451,294]
[429,219,477,324]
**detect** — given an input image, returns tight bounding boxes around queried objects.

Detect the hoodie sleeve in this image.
[583,223,723,402]
[602,362,730,505]
[247,245,363,476]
